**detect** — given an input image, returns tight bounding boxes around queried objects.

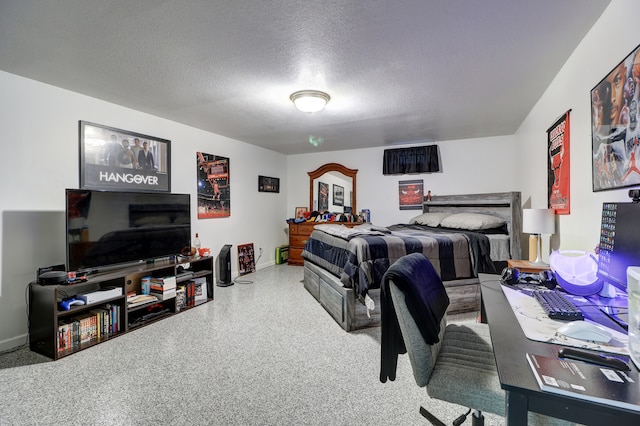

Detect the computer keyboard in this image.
[532,289,584,321]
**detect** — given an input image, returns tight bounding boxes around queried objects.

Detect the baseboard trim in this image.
[0,334,28,353]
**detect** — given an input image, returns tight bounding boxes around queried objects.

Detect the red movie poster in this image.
[548,111,570,214]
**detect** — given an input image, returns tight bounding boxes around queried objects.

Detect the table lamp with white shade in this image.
[522,208,556,266]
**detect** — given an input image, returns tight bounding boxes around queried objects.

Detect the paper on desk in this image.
[500,285,629,356]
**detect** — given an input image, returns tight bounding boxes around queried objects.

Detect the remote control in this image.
[558,347,630,371]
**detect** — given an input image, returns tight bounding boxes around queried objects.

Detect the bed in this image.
[301,191,522,331]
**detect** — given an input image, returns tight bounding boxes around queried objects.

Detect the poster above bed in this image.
[398,179,423,210]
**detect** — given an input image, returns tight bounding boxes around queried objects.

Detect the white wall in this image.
[516,0,639,253]
[287,135,519,227]
[0,71,288,350]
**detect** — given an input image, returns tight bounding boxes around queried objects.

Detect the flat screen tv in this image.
[66,189,191,272]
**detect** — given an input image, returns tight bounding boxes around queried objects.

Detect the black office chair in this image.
[380,253,574,426]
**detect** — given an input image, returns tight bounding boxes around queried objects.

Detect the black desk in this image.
[479,274,640,425]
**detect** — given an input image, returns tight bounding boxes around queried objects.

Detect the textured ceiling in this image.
[0,0,610,155]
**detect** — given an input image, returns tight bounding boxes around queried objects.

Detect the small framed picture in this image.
[318,182,329,211]
[295,207,307,219]
[333,184,344,206]
[238,243,256,276]
[258,175,280,193]
[79,121,171,192]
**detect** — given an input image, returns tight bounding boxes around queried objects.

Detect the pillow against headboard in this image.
[409,212,452,227]
[439,213,506,231]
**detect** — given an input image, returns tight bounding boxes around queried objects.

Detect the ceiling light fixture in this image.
[290,90,330,113]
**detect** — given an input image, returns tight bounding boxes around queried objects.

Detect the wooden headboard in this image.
[423,191,522,260]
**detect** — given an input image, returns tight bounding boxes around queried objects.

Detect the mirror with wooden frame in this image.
[308,163,357,214]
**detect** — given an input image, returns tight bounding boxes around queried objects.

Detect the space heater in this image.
[217,244,233,287]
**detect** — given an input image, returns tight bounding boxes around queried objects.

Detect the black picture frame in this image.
[79,121,171,192]
[318,181,329,211]
[591,44,640,192]
[258,175,279,193]
[333,184,344,206]
[238,243,256,276]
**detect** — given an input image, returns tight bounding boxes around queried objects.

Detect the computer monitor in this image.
[597,202,640,293]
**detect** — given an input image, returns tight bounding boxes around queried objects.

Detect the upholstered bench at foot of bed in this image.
[303,261,481,331]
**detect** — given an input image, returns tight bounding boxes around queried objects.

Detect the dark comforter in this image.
[302,223,497,299]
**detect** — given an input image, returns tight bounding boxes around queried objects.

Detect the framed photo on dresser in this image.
[295,206,307,219]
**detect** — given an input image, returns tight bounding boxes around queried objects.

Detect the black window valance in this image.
[383,145,440,175]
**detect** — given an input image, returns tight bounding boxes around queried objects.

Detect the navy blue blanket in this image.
[380,253,449,382]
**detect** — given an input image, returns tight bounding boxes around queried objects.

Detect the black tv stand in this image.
[29,256,214,360]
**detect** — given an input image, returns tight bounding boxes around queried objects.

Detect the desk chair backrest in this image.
[389,281,446,388]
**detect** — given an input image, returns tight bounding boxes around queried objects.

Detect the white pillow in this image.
[409,212,451,227]
[440,213,505,230]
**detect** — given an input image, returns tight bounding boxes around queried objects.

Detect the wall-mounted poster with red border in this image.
[197,152,230,219]
[548,111,570,215]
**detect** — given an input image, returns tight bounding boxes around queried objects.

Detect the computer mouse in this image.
[557,320,612,343]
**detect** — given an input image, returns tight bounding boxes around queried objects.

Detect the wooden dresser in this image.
[288,222,360,265]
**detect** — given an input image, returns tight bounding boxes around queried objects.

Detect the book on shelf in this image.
[71,319,79,347]
[112,304,120,333]
[150,276,177,290]
[89,309,102,339]
[526,353,640,412]
[184,280,195,307]
[127,294,159,307]
[89,308,111,339]
[105,303,119,333]
[77,313,97,344]
[150,287,176,301]
[57,320,72,352]
[175,287,187,312]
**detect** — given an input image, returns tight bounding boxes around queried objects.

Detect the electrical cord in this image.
[23,282,33,349]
